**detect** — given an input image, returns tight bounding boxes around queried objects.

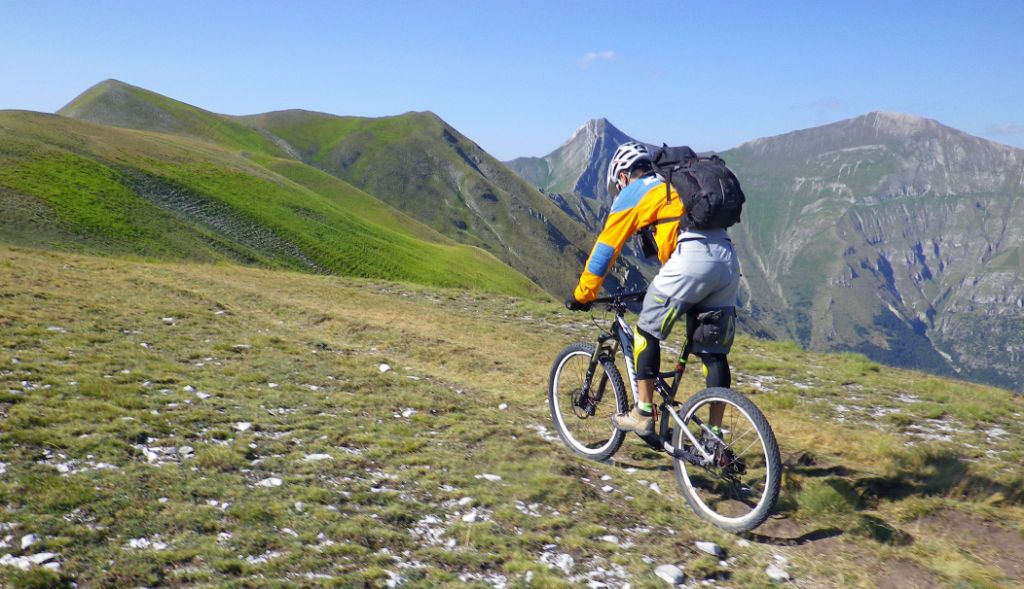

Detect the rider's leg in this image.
[612,326,659,433]
[634,325,661,409]
[702,354,730,428]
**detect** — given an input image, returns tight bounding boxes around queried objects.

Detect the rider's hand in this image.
[564,295,592,312]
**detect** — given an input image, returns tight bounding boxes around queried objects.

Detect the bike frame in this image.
[587,294,718,464]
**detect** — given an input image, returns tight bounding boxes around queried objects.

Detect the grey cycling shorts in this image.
[637,237,740,354]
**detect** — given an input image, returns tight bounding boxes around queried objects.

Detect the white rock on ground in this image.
[196,391,211,400]
[26,552,58,565]
[21,535,37,550]
[696,541,723,557]
[256,477,283,487]
[476,473,502,482]
[379,363,391,373]
[0,554,31,571]
[498,403,508,410]
[655,563,685,585]
[766,564,790,581]
[304,453,333,462]
[234,422,252,432]
[162,317,175,324]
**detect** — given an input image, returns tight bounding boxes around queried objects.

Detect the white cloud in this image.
[579,50,617,69]
[986,122,1024,135]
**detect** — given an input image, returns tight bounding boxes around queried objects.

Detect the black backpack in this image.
[650,145,745,230]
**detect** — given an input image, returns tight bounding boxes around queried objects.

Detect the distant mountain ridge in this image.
[505,118,639,202]
[509,112,1024,391]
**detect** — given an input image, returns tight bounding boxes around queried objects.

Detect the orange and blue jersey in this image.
[573,174,683,303]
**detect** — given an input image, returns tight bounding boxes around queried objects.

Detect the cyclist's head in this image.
[606,141,652,197]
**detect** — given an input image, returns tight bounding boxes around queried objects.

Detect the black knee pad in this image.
[633,325,661,380]
[701,354,731,388]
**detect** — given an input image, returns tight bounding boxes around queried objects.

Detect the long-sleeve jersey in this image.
[573,174,683,303]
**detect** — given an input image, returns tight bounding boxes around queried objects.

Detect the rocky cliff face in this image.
[510,112,1024,391]
[505,118,636,203]
[727,112,1024,390]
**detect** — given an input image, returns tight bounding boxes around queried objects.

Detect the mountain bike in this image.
[547,290,781,532]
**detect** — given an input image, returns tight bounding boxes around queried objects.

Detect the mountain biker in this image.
[565,141,740,435]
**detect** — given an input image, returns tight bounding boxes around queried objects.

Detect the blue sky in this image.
[3,0,1023,159]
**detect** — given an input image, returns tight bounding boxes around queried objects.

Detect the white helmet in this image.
[606,141,652,197]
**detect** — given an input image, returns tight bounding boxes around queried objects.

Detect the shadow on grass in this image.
[744,526,844,546]
[854,447,1024,506]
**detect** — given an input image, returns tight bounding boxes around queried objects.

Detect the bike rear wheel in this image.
[672,387,781,532]
[548,343,628,461]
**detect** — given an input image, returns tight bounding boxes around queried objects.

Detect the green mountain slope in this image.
[58,79,286,157]
[242,109,603,294]
[0,110,542,296]
[1,246,1022,587]
[55,80,619,297]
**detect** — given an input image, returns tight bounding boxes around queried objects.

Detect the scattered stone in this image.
[498,403,508,410]
[21,534,37,550]
[162,317,175,325]
[196,391,211,400]
[601,474,612,481]
[0,463,6,476]
[294,501,304,512]
[46,326,66,333]
[461,510,478,523]
[737,538,751,548]
[379,363,392,373]
[127,537,167,550]
[268,383,279,388]
[457,497,474,506]
[183,385,195,393]
[696,541,723,557]
[27,553,58,565]
[158,497,169,504]
[234,422,252,432]
[178,446,195,458]
[655,563,685,585]
[304,453,333,462]
[539,547,574,575]
[649,482,662,494]
[256,477,283,488]
[0,554,31,571]
[602,485,614,493]
[599,535,619,545]
[401,408,417,418]
[476,473,502,482]
[765,564,790,582]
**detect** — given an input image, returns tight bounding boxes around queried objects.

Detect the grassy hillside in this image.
[1,246,1022,588]
[244,109,601,295]
[58,80,285,157]
[0,110,542,297]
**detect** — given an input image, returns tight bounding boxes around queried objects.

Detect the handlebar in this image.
[591,289,647,305]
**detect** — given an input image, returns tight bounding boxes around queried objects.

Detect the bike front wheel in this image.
[548,342,628,462]
[672,387,781,532]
